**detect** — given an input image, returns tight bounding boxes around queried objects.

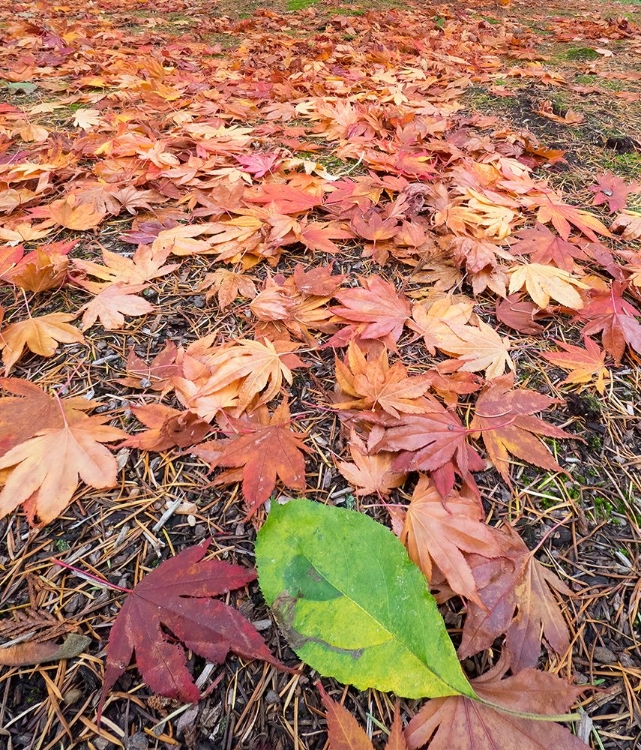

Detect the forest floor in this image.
[0,0,640,748]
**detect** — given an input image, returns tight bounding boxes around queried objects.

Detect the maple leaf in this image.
[0,312,85,374]
[351,210,400,242]
[186,338,304,416]
[334,342,431,418]
[611,209,641,241]
[295,221,353,254]
[398,475,505,607]
[495,294,546,335]
[437,321,514,380]
[0,378,96,457]
[0,245,24,281]
[590,171,639,213]
[577,281,641,363]
[116,342,179,391]
[198,269,257,310]
[405,661,587,750]
[331,276,411,345]
[4,243,73,292]
[244,183,323,214]
[194,401,312,517]
[98,540,285,719]
[293,262,347,296]
[535,198,610,242]
[78,282,154,331]
[542,338,610,394]
[0,414,125,525]
[120,405,210,451]
[470,375,573,486]
[508,263,588,309]
[337,432,406,497]
[317,682,408,750]
[72,109,101,130]
[48,194,106,231]
[72,245,179,286]
[373,407,485,498]
[409,296,474,355]
[510,224,590,273]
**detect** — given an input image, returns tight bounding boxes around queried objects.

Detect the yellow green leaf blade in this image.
[256,499,476,700]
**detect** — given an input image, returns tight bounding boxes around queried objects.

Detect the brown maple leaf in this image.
[471,375,574,486]
[0,413,126,525]
[406,659,587,750]
[98,540,286,720]
[0,378,96,457]
[535,197,610,242]
[511,224,591,273]
[494,294,546,335]
[398,475,506,606]
[4,244,72,292]
[372,407,485,498]
[193,400,312,517]
[48,194,106,231]
[334,342,432,418]
[458,527,572,671]
[116,341,179,392]
[337,431,406,497]
[120,404,210,451]
[317,681,408,750]
[198,269,257,310]
[0,312,85,374]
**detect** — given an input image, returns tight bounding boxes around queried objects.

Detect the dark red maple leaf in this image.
[97,541,286,720]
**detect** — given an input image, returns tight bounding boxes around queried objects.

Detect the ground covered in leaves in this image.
[0,0,640,748]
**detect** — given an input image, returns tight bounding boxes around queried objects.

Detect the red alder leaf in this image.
[98,540,286,720]
[317,681,408,750]
[405,659,587,750]
[193,400,312,517]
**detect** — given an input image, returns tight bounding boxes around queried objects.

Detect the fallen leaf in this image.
[331,276,411,345]
[337,432,406,496]
[198,269,257,310]
[536,199,610,242]
[194,400,311,517]
[508,263,588,309]
[399,475,506,606]
[115,341,179,391]
[0,633,90,667]
[590,172,638,213]
[48,194,106,231]
[78,282,154,331]
[471,375,573,486]
[97,540,285,719]
[317,681,408,750]
[120,404,210,451]
[405,661,587,750]
[0,414,126,525]
[495,294,546,334]
[72,245,179,286]
[0,312,85,374]
[511,224,590,273]
[542,338,610,393]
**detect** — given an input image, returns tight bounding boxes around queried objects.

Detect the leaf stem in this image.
[477,696,581,723]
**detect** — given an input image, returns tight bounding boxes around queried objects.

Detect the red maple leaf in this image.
[97,541,286,720]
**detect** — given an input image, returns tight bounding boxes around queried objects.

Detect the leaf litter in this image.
[1,0,640,747]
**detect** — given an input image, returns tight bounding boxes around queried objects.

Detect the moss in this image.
[565,47,600,61]
[287,0,317,10]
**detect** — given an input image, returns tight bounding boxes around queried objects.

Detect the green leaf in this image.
[256,499,476,700]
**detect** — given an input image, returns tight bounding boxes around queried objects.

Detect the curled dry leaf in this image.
[0,633,90,667]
